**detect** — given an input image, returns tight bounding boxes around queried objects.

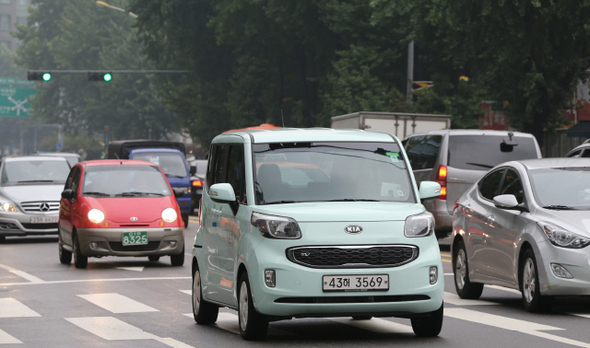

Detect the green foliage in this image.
[38,134,104,160]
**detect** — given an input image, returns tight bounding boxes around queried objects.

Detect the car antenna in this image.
[281,109,285,128]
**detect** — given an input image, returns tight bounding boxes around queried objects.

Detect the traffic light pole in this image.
[27,70,193,81]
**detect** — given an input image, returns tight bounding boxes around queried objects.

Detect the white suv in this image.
[0,155,71,242]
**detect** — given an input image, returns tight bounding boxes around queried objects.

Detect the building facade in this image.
[0,0,29,51]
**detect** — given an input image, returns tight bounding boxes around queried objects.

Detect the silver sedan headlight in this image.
[0,199,18,213]
[405,212,435,238]
[539,222,590,248]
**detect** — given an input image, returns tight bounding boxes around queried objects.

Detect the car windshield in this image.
[133,152,188,178]
[252,141,415,204]
[1,159,70,185]
[529,167,590,209]
[448,135,538,170]
[82,165,171,198]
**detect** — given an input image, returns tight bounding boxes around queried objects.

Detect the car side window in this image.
[206,144,228,188]
[226,144,246,204]
[582,149,590,158]
[478,169,505,201]
[404,135,442,170]
[64,167,77,190]
[499,169,524,203]
[568,149,581,157]
[70,168,82,195]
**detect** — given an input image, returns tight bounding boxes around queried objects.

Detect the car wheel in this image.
[238,273,268,341]
[521,249,553,312]
[182,213,189,227]
[148,255,160,262]
[453,240,483,299]
[192,264,219,324]
[411,303,444,337]
[170,244,185,266]
[58,236,72,265]
[73,233,88,269]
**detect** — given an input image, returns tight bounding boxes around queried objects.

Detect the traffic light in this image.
[27,71,52,81]
[88,72,112,82]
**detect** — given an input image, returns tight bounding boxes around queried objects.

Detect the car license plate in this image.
[122,231,148,246]
[29,216,58,223]
[323,274,389,292]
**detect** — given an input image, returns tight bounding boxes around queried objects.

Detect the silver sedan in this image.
[451,158,590,312]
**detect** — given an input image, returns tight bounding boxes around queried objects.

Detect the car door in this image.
[59,166,81,247]
[484,168,527,285]
[466,168,505,278]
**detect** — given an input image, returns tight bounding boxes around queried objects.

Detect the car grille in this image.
[286,245,419,268]
[20,201,60,212]
[109,241,161,252]
[20,223,58,230]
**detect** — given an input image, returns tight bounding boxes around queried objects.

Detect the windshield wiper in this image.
[117,191,165,197]
[17,180,55,183]
[82,191,111,197]
[264,200,297,204]
[542,205,576,210]
[465,163,494,169]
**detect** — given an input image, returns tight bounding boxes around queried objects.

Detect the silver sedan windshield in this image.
[529,167,590,209]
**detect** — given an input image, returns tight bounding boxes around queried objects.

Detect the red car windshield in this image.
[82,165,171,197]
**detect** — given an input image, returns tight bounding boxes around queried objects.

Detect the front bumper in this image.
[0,213,58,236]
[536,240,590,296]
[75,226,184,257]
[245,239,444,318]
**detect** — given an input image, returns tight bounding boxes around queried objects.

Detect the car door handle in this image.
[486,215,495,224]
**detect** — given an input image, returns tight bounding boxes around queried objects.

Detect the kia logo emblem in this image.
[344,225,363,234]
[39,202,50,212]
[130,217,138,221]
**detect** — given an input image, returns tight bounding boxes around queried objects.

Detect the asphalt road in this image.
[1,219,589,347]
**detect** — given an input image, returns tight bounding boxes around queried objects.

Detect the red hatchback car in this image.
[58,159,185,268]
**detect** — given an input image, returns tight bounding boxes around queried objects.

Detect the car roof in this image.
[2,155,68,162]
[212,128,399,143]
[503,157,590,170]
[79,159,157,167]
[403,129,536,139]
[37,152,81,157]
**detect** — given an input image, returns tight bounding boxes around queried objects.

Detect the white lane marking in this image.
[444,292,499,306]
[116,267,144,272]
[179,290,191,295]
[214,312,241,335]
[332,317,413,334]
[0,328,22,344]
[66,317,193,347]
[486,284,522,295]
[446,308,590,348]
[0,298,41,318]
[0,263,44,283]
[0,276,191,287]
[569,313,590,319]
[78,293,158,314]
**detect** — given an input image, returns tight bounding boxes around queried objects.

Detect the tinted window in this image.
[70,168,82,195]
[405,135,442,170]
[226,144,246,203]
[499,169,524,203]
[448,135,537,170]
[478,169,505,200]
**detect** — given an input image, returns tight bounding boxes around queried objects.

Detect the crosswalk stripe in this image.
[444,292,499,306]
[77,293,158,314]
[332,317,414,334]
[179,290,191,295]
[0,328,22,344]
[0,263,44,284]
[0,298,41,318]
[66,317,193,348]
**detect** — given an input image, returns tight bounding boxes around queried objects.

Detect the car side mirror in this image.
[419,181,441,201]
[209,183,239,215]
[493,194,528,212]
[190,165,196,176]
[61,189,75,201]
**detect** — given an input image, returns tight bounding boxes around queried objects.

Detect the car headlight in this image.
[175,187,190,195]
[538,222,590,248]
[0,199,18,213]
[162,208,178,223]
[405,212,435,238]
[251,212,301,239]
[87,209,105,224]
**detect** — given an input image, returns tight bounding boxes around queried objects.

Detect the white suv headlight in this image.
[0,199,18,213]
[251,212,301,239]
[405,212,435,238]
[539,222,590,248]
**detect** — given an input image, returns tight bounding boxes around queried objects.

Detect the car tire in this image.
[192,263,219,324]
[410,303,444,337]
[148,255,160,262]
[238,273,268,341]
[73,233,88,269]
[453,240,483,299]
[521,249,553,312]
[58,236,72,265]
[170,245,185,266]
[182,213,189,227]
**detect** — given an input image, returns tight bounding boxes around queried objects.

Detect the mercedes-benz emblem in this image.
[130,217,139,221]
[39,202,50,212]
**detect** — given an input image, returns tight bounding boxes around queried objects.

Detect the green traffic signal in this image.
[88,72,112,81]
[103,73,112,82]
[42,73,51,81]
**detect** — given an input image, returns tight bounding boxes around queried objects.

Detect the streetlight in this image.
[96,1,138,18]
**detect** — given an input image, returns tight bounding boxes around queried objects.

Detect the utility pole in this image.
[406,40,414,104]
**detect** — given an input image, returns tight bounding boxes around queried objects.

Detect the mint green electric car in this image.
[192,128,444,340]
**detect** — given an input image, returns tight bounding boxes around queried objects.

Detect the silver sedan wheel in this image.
[522,258,536,304]
[239,281,249,332]
[455,248,467,290]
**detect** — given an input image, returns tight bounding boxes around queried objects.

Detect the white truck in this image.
[331,111,451,138]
